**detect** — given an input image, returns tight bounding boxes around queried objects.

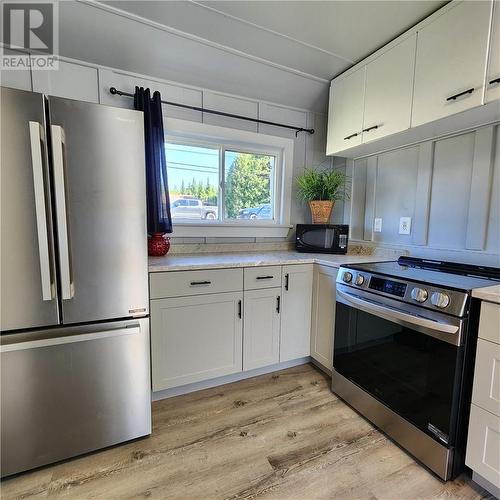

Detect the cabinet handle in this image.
[190,280,211,286]
[284,273,289,291]
[238,300,242,319]
[362,125,379,133]
[276,296,281,314]
[446,88,474,101]
[343,132,359,140]
[489,77,500,85]
[256,275,274,280]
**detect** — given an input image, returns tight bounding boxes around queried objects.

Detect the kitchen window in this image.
[164,118,294,238]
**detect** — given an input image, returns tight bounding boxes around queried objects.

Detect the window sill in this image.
[170,223,293,238]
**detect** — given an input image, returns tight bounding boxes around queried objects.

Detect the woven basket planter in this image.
[309,200,334,224]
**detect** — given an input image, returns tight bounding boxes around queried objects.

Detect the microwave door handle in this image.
[51,125,74,300]
[336,289,460,343]
[29,122,54,301]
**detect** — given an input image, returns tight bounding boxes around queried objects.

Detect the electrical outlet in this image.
[399,217,411,235]
[374,218,382,232]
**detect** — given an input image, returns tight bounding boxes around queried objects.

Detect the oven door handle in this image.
[337,289,460,339]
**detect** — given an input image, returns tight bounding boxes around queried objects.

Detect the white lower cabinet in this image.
[280,264,314,362]
[243,288,281,370]
[466,301,500,492]
[150,292,243,391]
[311,265,338,370]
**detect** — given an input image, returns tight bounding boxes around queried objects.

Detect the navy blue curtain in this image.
[134,87,172,234]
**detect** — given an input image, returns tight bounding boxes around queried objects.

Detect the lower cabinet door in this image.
[150,292,243,391]
[243,288,281,370]
[466,404,500,488]
[280,264,314,362]
[311,265,338,370]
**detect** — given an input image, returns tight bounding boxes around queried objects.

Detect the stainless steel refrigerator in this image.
[0,86,151,477]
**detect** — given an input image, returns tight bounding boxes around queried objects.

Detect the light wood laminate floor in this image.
[1,364,492,499]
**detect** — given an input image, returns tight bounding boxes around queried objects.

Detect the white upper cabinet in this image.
[326,67,365,155]
[485,1,500,103]
[411,1,491,127]
[362,35,416,143]
[32,60,99,103]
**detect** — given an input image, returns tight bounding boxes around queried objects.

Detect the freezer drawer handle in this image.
[29,121,54,301]
[0,325,140,353]
[51,125,74,300]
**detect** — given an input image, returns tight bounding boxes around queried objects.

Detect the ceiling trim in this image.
[189,0,354,63]
[82,0,332,84]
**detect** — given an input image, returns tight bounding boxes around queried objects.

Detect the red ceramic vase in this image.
[148,233,170,257]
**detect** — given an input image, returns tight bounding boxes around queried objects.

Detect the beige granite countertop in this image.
[472,284,500,304]
[148,250,397,272]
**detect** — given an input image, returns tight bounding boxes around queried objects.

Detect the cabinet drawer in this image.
[150,268,243,299]
[479,302,500,344]
[466,404,500,488]
[244,266,282,290]
[472,339,500,418]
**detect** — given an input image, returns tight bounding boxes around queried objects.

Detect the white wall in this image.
[346,125,500,265]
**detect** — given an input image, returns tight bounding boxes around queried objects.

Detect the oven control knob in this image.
[355,274,365,286]
[342,271,353,283]
[411,287,428,303]
[431,292,450,309]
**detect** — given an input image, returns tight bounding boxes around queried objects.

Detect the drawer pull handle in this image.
[276,295,281,314]
[190,280,211,286]
[446,88,474,101]
[362,125,379,133]
[343,132,359,140]
[256,275,274,280]
[489,77,500,85]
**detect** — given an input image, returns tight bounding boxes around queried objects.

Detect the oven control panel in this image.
[337,267,469,318]
[368,277,407,297]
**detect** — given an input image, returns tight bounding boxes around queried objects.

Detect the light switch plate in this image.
[399,217,411,235]
[374,218,382,232]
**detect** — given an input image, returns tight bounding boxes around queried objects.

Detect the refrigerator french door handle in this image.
[51,125,74,300]
[29,121,54,301]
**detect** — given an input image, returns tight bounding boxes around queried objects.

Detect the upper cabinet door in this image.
[32,60,99,103]
[411,1,491,127]
[326,67,365,155]
[485,1,500,103]
[362,35,416,143]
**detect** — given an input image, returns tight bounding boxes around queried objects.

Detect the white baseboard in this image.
[152,357,311,401]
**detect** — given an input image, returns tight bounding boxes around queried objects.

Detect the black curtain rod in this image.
[109,87,314,136]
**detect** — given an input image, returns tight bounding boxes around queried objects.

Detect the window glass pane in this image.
[166,143,219,220]
[224,151,275,221]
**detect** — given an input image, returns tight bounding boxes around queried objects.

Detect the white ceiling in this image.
[100,0,447,81]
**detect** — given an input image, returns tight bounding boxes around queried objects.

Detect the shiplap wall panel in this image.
[363,156,378,241]
[99,68,203,122]
[427,132,475,250]
[466,127,495,250]
[413,142,434,246]
[486,126,500,253]
[203,92,258,132]
[373,146,419,245]
[348,125,500,260]
[350,158,367,241]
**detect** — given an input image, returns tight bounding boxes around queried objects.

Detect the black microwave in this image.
[295,224,349,254]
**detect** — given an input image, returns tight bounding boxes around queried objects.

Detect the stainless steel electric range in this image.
[332,256,500,481]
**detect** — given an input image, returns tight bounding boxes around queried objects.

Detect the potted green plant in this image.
[296,168,349,223]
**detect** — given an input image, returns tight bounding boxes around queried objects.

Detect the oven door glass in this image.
[334,296,463,446]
